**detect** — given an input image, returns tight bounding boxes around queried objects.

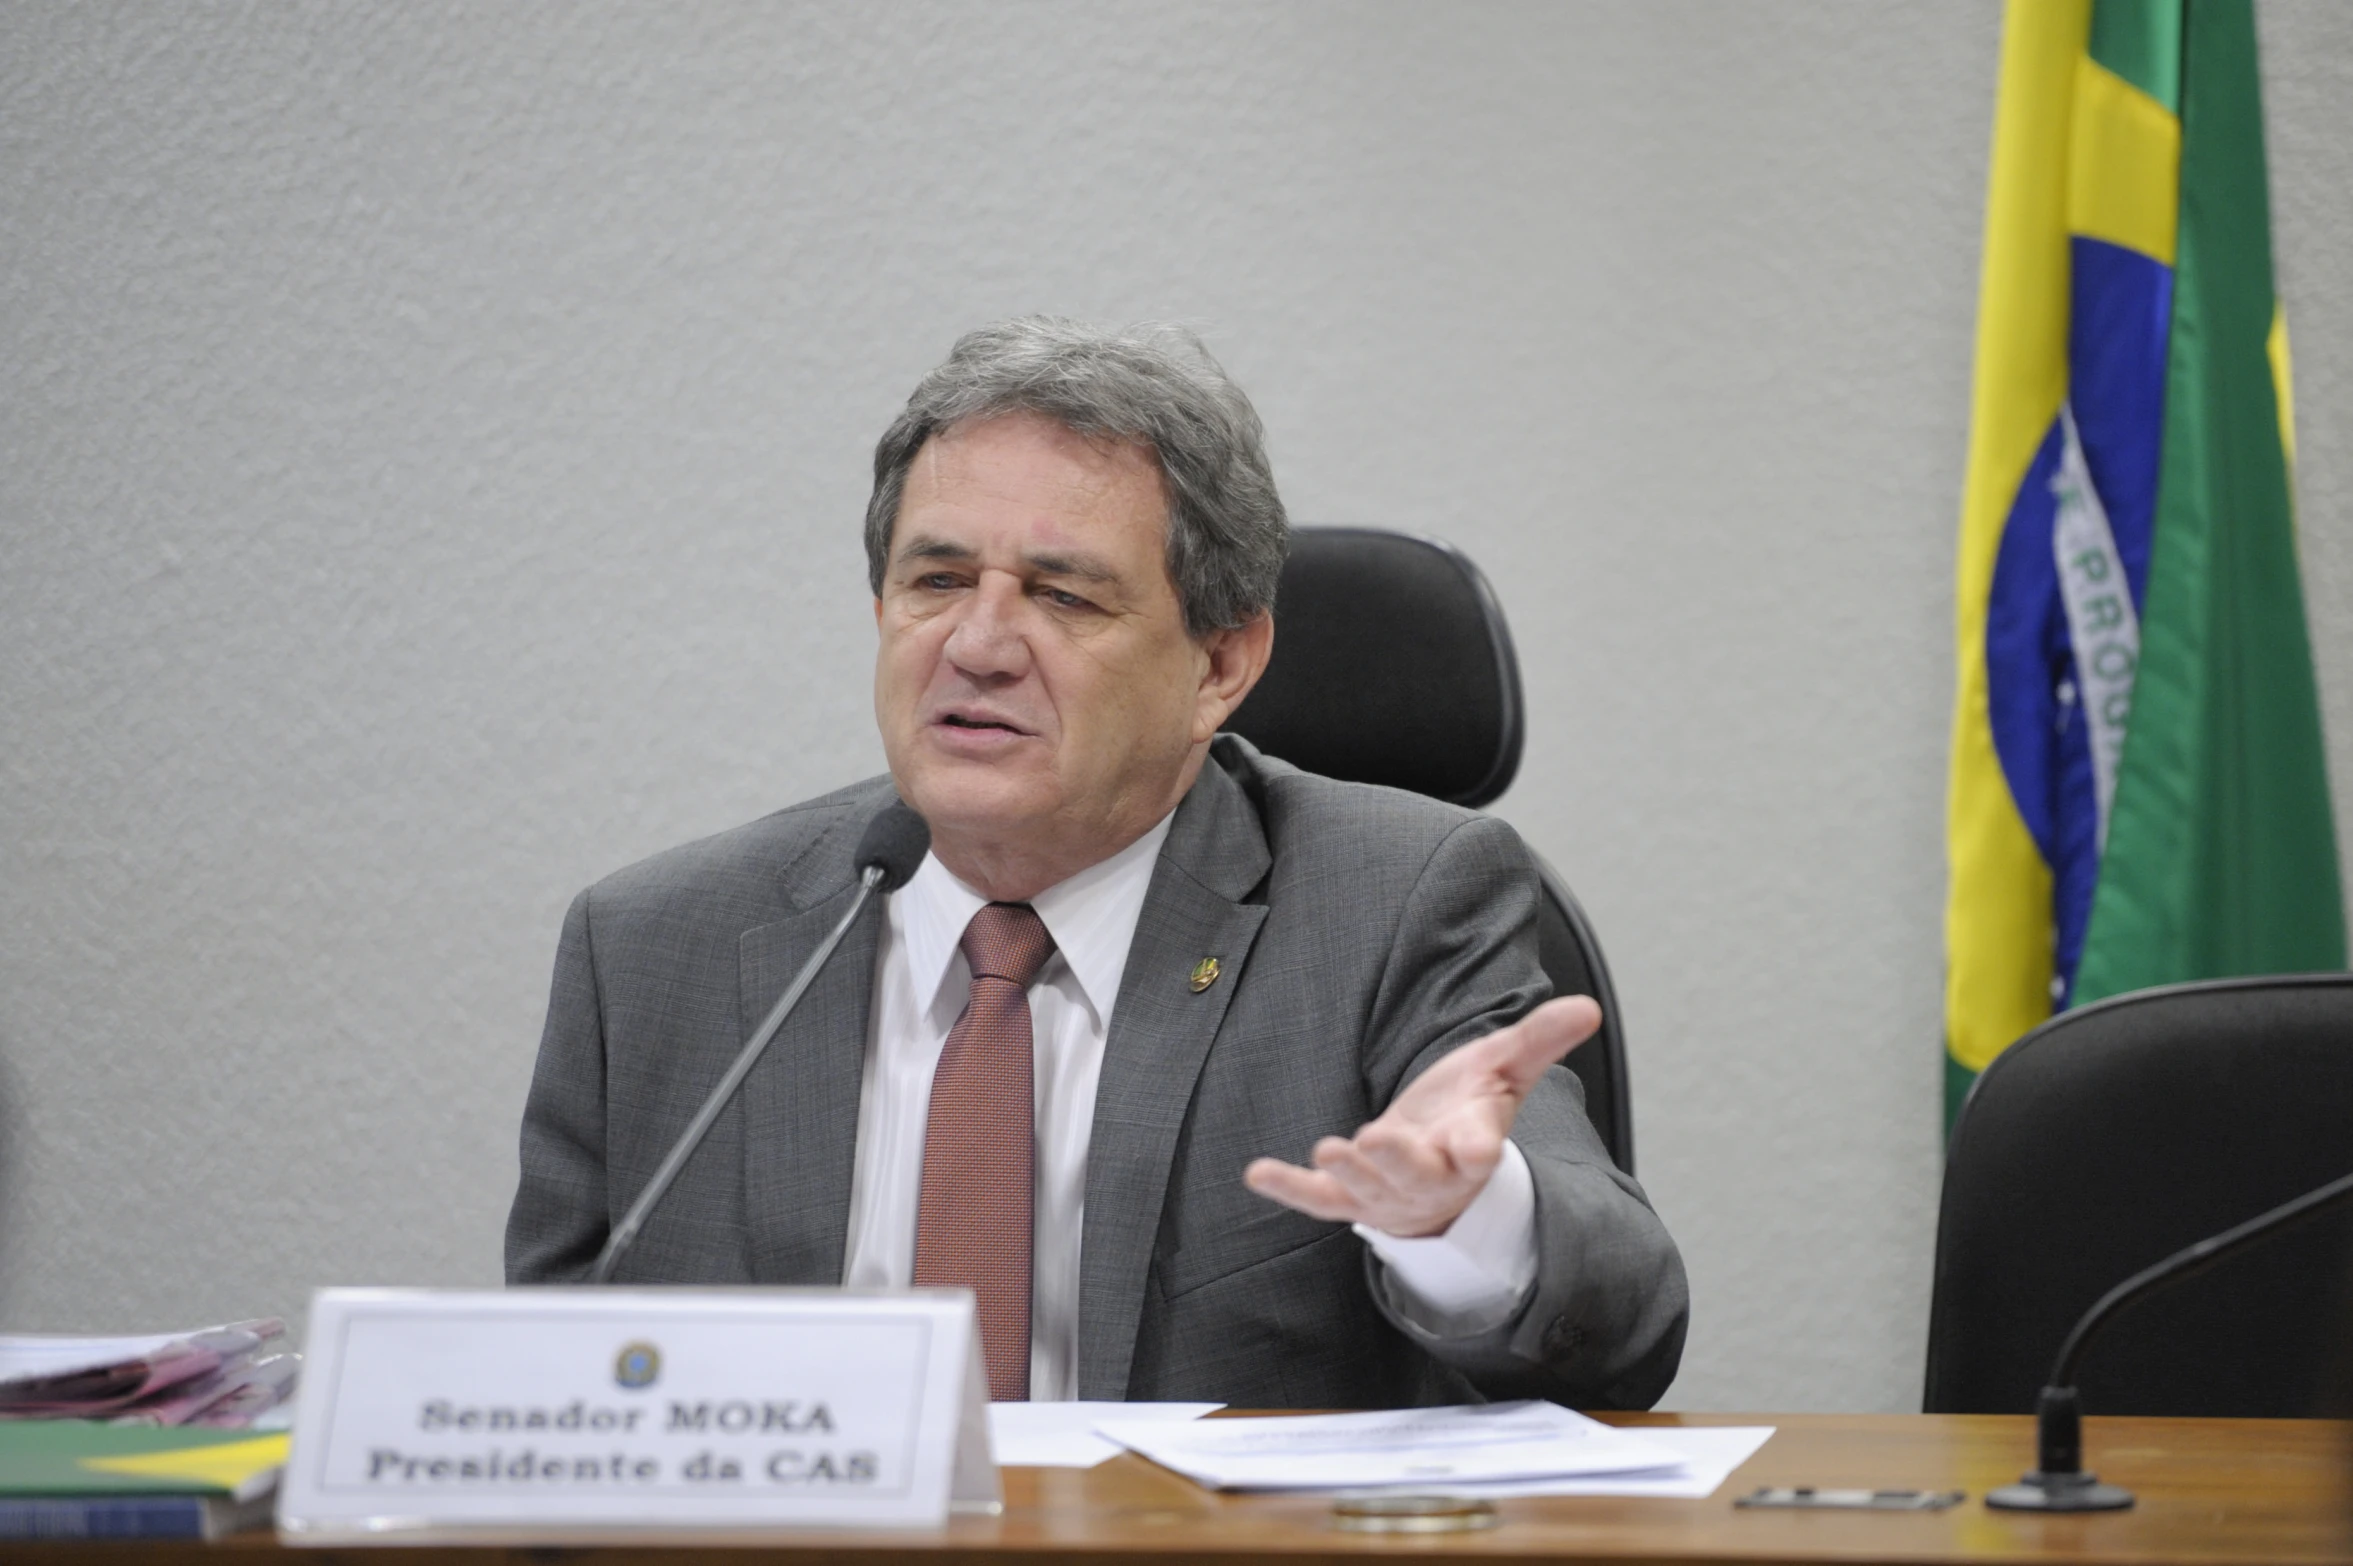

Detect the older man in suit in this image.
[506,318,1688,1410]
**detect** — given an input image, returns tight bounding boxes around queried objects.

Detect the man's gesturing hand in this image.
[1241,996,1603,1238]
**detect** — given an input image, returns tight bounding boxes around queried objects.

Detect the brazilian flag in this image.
[1944,0,2342,1127]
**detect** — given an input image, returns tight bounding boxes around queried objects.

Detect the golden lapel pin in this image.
[1188,956,1221,993]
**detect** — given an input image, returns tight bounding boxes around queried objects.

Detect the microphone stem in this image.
[1993,1163,2353,1509]
[588,865,888,1285]
[2047,1166,2353,1391]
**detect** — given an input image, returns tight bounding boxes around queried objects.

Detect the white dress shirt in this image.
[839,809,1538,1400]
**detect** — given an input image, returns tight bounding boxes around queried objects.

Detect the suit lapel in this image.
[739,878,882,1283]
[1078,755,1271,1398]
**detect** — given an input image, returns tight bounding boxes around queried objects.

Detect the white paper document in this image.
[1444,1426,1776,1499]
[987,1402,1222,1468]
[1092,1401,1684,1491]
[0,1331,197,1385]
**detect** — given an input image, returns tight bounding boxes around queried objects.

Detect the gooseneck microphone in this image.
[587,803,931,1286]
[1986,1164,2353,1512]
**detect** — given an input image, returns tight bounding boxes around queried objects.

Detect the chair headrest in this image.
[1225,527,1524,808]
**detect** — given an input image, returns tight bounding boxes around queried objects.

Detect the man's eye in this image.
[916,572,964,591]
[1041,587,1095,610]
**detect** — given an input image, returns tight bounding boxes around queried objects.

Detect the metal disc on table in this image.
[1330,1492,1500,1533]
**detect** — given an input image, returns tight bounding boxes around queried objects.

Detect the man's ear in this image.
[1192,611,1275,743]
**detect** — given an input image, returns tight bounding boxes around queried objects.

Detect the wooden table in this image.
[22,1413,2353,1565]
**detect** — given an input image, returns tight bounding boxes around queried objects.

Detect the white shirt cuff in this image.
[1354,1138,1539,1337]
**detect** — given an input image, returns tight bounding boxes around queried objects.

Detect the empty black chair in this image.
[1225,527,1635,1174]
[1924,973,2353,1416]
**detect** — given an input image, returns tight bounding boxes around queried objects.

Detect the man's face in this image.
[874,412,1255,887]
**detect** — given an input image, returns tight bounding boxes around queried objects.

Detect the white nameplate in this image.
[277,1287,998,1542]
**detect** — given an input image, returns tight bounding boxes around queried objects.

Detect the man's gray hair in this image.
[864,317,1288,635]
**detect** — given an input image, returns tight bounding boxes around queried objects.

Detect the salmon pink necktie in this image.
[913,901,1054,1401]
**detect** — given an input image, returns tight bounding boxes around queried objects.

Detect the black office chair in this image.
[1923,973,2353,1416]
[1224,526,1636,1175]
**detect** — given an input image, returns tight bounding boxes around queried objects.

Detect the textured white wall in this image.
[3,1,2349,1414]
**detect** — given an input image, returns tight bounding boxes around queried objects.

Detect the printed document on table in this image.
[1093,1401,1685,1491]
[1447,1426,1776,1499]
[988,1402,1222,1468]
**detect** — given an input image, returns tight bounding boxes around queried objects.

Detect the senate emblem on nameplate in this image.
[613,1340,661,1390]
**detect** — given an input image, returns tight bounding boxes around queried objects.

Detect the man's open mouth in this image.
[939,714,1025,734]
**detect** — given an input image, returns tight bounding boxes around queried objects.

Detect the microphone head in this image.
[856,803,931,893]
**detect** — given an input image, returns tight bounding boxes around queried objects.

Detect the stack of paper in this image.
[0,1323,297,1429]
[1093,1402,1775,1500]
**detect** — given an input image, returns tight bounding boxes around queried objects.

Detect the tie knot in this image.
[961,902,1055,986]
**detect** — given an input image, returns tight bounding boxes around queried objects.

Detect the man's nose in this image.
[941,576,1032,680]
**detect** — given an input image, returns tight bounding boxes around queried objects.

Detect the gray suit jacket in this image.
[506,736,1688,1408]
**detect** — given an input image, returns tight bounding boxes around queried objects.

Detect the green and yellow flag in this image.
[1945,0,2342,1126]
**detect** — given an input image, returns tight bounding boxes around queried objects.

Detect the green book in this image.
[0,1422,288,1540]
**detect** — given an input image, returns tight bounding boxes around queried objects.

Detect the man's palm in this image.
[1242,995,1602,1237]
